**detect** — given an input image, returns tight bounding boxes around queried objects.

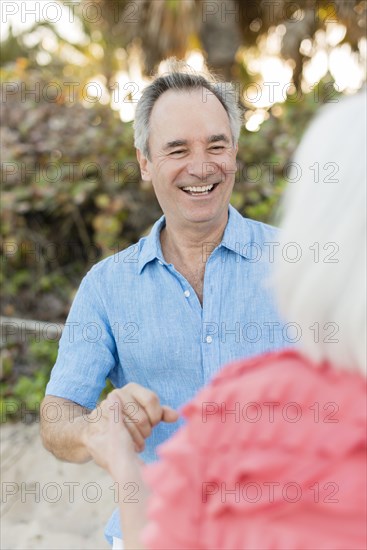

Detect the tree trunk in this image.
[199,0,242,80]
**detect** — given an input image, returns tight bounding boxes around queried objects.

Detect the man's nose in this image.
[187,153,217,181]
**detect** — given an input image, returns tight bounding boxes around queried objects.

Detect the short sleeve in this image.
[45,268,121,408]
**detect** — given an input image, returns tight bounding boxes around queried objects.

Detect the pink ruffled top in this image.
[142,349,367,550]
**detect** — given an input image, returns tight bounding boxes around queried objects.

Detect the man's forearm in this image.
[40,396,92,463]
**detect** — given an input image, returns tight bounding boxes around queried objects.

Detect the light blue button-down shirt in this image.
[46,205,288,543]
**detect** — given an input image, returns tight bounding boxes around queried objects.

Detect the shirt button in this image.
[206,336,213,344]
[184,290,190,298]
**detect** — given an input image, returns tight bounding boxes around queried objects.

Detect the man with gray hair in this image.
[41,60,287,546]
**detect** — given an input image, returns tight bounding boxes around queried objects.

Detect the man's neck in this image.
[160,214,228,268]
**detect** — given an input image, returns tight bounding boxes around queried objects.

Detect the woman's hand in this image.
[87,393,143,481]
[88,392,152,549]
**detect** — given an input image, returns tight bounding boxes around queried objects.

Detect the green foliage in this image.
[0,339,58,422]
[234,80,338,225]
[100,379,114,401]
[0,336,117,422]
[1,64,162,320]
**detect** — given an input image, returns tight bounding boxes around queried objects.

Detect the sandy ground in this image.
[1,422,116,549]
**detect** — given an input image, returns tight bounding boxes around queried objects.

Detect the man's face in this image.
[137,88,238,228]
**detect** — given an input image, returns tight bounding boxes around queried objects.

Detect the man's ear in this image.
[136,149,151,181]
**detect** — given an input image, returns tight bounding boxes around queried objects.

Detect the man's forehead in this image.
[150,87,227,117]
[149,88,231,142]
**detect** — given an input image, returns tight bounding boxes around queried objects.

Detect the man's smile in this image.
[180,182,220,197]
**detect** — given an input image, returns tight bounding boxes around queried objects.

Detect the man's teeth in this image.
[182,184,214,193]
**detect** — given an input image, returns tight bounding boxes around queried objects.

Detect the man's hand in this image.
[83,383,179,466]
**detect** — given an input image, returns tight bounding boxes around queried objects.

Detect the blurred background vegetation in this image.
[1,0,366,420]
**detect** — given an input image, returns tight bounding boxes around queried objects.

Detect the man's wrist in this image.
[76,415,94,461]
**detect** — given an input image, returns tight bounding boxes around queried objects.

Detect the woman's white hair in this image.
[273,89,366,374]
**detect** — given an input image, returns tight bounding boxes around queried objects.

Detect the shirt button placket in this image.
[201,254,220,382]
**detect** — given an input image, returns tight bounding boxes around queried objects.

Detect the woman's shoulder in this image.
[185,348,365,409]
[180,349,366,456]
[205,347,362,389]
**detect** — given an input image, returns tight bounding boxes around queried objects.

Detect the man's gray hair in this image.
[134,59,243,159]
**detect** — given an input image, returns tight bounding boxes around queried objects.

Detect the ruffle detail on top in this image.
[143,350,367,550]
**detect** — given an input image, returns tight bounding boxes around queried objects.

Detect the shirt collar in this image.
[137,205,252,274]
[219,204,253,259]
[137,215,167,274]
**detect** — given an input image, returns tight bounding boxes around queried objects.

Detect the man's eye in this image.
[210,146,225,151]
[170,150,186,155]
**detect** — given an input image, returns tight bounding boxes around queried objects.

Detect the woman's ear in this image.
[136,149,151,181]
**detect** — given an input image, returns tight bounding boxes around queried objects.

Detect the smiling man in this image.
[40,60,288,547]
[137,86,238,304]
